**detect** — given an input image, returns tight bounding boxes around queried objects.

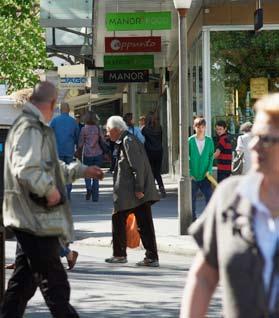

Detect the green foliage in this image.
[211,30,279,87]
[0,0,53,93]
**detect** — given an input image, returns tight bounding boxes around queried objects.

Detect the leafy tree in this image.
[0,0,53,93]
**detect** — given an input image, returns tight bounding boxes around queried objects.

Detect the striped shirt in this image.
[216,133,232,172]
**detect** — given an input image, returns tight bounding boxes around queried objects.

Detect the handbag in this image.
[231,151,244,175]
[126,213,140,248]
[98,126,110,154]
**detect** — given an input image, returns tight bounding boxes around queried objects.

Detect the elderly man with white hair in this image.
[105,115,160,267]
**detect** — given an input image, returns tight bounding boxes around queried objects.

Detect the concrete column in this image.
[177,9,192,235]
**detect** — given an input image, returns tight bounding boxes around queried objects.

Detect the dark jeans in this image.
[83,155,103,201]
[112,203,158,260]
[59,155,74,200]
[0,231,79,318]
[146,150,164,189]
[191,179,212,220]
[217,170,231,183]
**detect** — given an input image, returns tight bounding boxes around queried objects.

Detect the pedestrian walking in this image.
[78,111,104,201]
[180,93,279,318]
[0,81,104,318]
[50,101,80,267]
[105,116,160,267]
[123,112,145,143]
[235,121,253,174]
[189,117,214,221]
[50,102,79,200]
[214,120,232,182]
[142,111,166,197]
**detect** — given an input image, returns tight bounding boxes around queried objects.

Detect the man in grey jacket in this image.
[0,81,103,318]
[105,116,159,267]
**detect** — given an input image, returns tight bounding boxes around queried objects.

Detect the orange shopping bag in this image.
[126,213,140,248]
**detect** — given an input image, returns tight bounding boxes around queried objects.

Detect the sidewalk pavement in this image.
[70,172,206,257]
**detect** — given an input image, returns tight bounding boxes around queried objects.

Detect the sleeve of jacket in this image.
[11,127,56,197]
[59,160,87,184]
[134,127,145,144]
[123,137,145,192]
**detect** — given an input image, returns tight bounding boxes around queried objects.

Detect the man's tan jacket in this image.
[3,102,86,241]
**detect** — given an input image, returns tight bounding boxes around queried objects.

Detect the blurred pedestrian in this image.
[123,112,145,143]
[214,120,232,182]
[142,111,166,197]
[139,115,146,129]
[105,116,160,267]
[75,113,84,137]
[0,81,104,318]
[78,111,104,201]
[180,93,279,318]
[50,102,79,200]
[235,121,253,174]
[189,117,214,221]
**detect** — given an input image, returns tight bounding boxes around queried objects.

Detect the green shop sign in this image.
[104,55,154,70]
[106,12,172,31]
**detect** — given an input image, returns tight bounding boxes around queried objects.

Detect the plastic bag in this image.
[126,213,140,248]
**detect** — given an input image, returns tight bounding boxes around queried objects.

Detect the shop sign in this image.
[105,36,161,53]
[104,55,154,70]
[91,77,119,95]
[59,76,86,88]
[103,70,149,83]
[250,77,268,99]
[106,12,172,31]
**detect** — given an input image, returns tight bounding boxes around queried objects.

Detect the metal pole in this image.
[177,8,192,235]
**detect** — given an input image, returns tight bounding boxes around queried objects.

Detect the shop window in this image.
[210,30,279,143]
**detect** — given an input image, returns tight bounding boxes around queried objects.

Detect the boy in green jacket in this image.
[189,117,214,221]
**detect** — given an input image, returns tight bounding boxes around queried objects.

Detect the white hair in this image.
[106,116,128,131]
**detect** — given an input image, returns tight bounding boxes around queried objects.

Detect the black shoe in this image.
[85,190,91,200]
[136,258,159,267]
[105,256,127,264]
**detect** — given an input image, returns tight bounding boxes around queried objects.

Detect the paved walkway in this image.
[71,172,206,256]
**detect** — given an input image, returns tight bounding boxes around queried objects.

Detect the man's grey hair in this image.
[30,81,57,105]
[106,116,128,131]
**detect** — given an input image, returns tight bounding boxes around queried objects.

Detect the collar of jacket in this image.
[115,130,130,145]
[23,102,47,125]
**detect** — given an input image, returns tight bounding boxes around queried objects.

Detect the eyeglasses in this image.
[251,134,279,148]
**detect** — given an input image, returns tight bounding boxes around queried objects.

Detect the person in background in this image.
[50,102,79,200]
[214,120,232,183]
[105,116,159,267]
[236,121,253,174]
[189,117,214,222]
[123,112,145,144]
[78,111,103,202]
[75,113,84,137]
[180,93,279,318]
[50,102,80,269]
[142,111,166,198]
[0,81,104,318]
[139,115,146,129]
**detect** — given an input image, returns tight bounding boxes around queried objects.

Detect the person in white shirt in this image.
[236,121,253,174]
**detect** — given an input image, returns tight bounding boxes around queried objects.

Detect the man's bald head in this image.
[30,81,57,105]
[60,102,70,113]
